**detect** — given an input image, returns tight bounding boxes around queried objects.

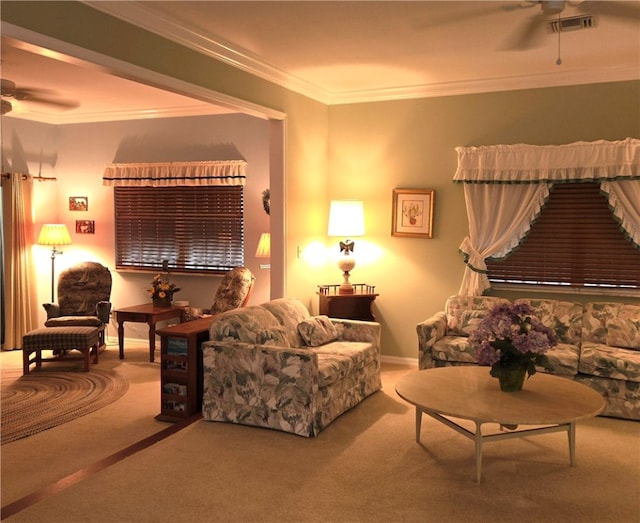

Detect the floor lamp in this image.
[37,224,72,303]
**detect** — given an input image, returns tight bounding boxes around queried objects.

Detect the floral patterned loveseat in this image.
[201,298,382,437]
[417,295,640,420]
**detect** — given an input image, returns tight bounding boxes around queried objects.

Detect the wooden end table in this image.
[317,283,378,321]
[156,316,213,422]
[395,366,605,483]
[114,303,184,362]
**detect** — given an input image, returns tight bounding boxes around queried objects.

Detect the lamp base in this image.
[338,280,354,295]
[337,255,356,295]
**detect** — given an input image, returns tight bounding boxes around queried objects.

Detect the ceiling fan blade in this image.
[23,94,80,110]
[500,14,547,50]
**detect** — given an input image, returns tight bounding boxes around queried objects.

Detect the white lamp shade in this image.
[327,200,365,237]
[37,224,72,246]
[255,232,271,258]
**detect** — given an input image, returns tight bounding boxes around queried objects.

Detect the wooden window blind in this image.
[486,183,640,290]
[114,186,244,274]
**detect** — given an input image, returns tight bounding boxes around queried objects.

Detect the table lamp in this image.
[37,223,72,302]
[255,232,271,269]
[327,200,365,294]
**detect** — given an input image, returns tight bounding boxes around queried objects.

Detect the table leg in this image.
[415,407,423,443]
[118,320,125,359]
[148,321,156,362]
[475,421,483,483]
[568,422,576,466]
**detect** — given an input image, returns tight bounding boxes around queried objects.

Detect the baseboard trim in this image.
[380,355,417,367]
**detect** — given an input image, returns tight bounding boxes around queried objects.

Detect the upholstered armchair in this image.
[42,261,113,345]
[208,267,255,315]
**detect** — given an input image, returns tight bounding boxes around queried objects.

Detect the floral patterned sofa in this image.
[201,298,382,437]
[417,295,640,420]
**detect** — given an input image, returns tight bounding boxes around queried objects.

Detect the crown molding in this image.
[326,64,640,105]
[85,1,329,104]
[86,1,640,106]
[2,21,286,124]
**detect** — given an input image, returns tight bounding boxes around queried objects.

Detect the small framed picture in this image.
[76,220,95,234]
[69,196,88,211]
[391,189,435,238]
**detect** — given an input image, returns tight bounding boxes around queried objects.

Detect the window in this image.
[114,186,244,274]
[486,183,640,290]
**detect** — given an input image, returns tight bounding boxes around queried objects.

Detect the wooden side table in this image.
[155,316,213,422]
[317,284,379,321]
[114,303,184,362]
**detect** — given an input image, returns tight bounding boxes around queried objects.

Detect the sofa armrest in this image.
[416,311,447,369]
[330,319,381,355]
[201,341,322,437]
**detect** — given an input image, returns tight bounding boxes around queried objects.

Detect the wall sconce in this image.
[255,232,271,269]
[327,200,365,294]
[37,223,72,302]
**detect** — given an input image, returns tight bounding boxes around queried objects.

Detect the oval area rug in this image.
[1,367,129,445]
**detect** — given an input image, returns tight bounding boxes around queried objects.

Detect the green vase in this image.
[152,297,172,308]
[495,365,527,392]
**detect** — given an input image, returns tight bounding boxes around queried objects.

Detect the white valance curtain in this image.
[102,160,247,187]
[455,138,640,296]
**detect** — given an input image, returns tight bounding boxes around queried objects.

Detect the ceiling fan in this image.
[1,78,79,115]
[502,1,640,51]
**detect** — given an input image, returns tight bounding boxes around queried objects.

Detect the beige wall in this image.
[3,2,639,360]
[326,85,640,358]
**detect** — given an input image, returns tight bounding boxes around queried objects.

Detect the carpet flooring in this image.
[1,343,639,522]
[1,362,129,444]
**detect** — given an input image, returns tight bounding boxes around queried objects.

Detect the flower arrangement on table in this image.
[148,274,180,305]
[469,302,557,391]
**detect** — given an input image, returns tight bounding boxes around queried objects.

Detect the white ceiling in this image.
[1,1,639,124]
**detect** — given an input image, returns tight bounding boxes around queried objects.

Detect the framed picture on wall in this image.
[69,196,88,211]
[391,188,435,238]
[76,220,95,234]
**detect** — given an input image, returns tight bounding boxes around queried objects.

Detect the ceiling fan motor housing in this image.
[542,1,567,15]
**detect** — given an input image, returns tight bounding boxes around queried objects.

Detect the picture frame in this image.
[391,188,435,238]
[69,196,88,211]
[75,220,95,234]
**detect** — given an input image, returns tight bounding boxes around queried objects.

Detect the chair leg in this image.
[83,347,90,371]
[91,342,99,364]
[22,348,30,375]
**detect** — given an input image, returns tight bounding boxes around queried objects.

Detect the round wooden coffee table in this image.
[395,366,605,482]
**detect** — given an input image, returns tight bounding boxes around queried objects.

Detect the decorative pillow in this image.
[258,326,291,347]
[458,310,487,336]
[298,316,338,347]
[44,316,103,327]
[606,318,640,350]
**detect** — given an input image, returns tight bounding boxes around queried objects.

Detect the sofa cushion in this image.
[445,295,508,337]
[209,305,280,344]
[298,316,338,347]
[514,298,583,346]
[432,336,478,364]
[582,302,640,345]
[579,343,640,383]
[44,315,103,327]
[539,343,580,377]
[258,326,291,347]
[261,298,311,347]
[606,318,640,350]
[314,341,377,387]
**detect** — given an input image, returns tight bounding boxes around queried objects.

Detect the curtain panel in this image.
[454,138,640,295]
[1,173,37,349]
[102,160,247,187]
